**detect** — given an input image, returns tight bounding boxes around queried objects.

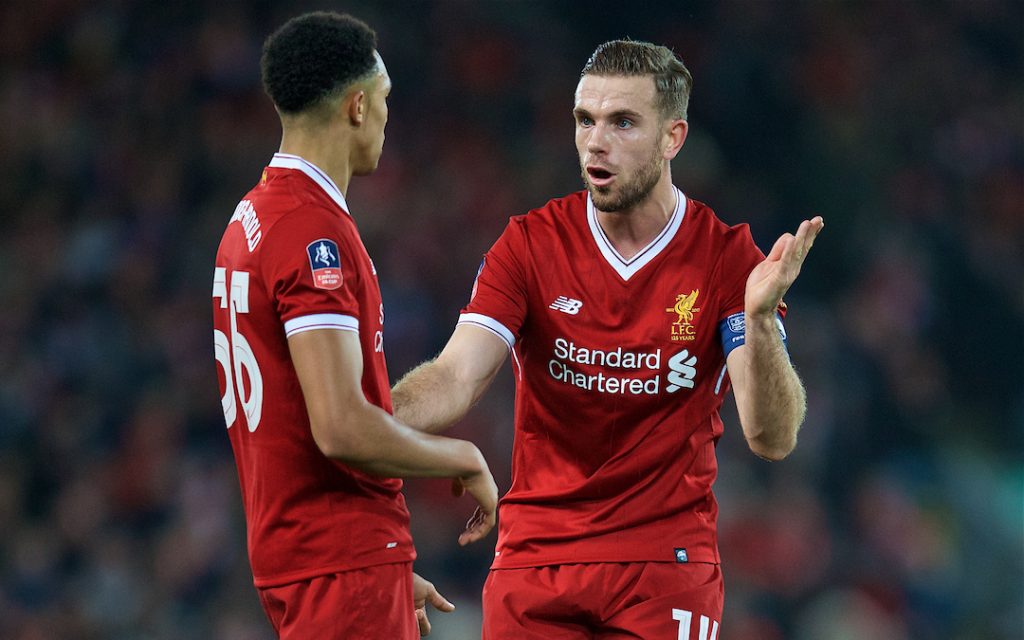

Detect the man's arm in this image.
[392,324,510,434]
[728,216,823,461]
[288,328,497,545]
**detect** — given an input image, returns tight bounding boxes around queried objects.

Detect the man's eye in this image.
[578,116,593,126]
[617,119,633,128]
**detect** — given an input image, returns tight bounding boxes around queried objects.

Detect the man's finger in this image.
[427,589,455,612]
[416,608,431,636]
[767,233,792,262]
[791,219,821,263]
[803,216,824,253]
[793,217,823,264]
[458,507,496,546]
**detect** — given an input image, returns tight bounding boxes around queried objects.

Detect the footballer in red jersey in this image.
[215,152,414,585]
[213,13,496,639]
[392,40,823,639]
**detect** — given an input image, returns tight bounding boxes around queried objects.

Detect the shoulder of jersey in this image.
[515,191,588,229]
[260,169,352,218]
[249,174,352,236]
[686,197,748,240]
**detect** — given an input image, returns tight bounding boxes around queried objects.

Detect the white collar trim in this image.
[269,153,351,215]
[586,187,687,280]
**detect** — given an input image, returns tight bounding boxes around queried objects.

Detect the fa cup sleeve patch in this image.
[306,239,342,290]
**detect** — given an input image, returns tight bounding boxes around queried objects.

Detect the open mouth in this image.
[587,166,615,186]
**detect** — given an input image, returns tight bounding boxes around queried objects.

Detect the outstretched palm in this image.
[745,216,824,316]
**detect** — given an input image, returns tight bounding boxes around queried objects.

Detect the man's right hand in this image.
[451,449,498,546]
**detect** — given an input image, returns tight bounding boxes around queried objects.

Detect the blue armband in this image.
[719,311,788,358]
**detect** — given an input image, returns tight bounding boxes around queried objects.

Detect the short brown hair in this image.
[581,40,693,120]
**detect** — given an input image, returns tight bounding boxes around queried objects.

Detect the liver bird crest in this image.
[666,289,700,324]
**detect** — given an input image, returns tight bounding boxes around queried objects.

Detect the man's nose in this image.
[587,123,610,154]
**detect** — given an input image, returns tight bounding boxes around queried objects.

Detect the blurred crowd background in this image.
[1,1,1021,638]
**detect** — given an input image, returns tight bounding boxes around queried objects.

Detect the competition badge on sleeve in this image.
[307,239,342,290]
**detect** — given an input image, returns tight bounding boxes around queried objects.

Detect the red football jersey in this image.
[462,189,765,569]
[213,154,414,588]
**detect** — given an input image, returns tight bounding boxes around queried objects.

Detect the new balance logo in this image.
[549,296,583,315]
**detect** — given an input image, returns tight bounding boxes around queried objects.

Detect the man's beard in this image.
[582,147,663,213]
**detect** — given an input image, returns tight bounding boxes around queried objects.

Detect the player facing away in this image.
[391,40,824,638]
[211,12,497,639]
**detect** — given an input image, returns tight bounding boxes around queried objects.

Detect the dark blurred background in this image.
[1,1,1021,638]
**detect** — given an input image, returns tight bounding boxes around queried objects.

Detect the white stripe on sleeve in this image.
[283,313,359,338]
[457,313,515,349]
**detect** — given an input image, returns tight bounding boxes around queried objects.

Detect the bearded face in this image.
[581,138,663,212]
[574,74,673,214]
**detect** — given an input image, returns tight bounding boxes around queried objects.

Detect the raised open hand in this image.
[745,216,824,316]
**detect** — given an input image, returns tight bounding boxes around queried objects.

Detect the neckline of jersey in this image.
[586,187,687,281]
[268,153,351,217]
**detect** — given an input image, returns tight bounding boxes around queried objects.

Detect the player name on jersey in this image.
[548,337,697,395]
[230,199,263,252]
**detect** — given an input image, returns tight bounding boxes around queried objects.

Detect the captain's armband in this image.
[718,311,789,358]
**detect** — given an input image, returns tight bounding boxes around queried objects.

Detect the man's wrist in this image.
[743,309,786,350]
[744,309,778,327]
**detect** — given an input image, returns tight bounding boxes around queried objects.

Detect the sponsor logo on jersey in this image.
[547,337,697,396]
[666,289,701,341]
[666,350,698,392]
[306,239,342,290]
[674,548,688,563]
[549,296,583,315]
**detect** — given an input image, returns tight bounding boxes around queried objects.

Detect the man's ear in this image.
[347,90,367,126]
[663,119,688,161]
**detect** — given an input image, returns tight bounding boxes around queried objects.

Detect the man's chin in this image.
[589,187,625,212]
[353,160,381,177]
[586,182,612,200]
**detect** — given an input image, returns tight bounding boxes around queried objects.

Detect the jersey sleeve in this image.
[714,223,788,357]
[458,217,529,349]
[260,207,362,338]
[714,223,764,318]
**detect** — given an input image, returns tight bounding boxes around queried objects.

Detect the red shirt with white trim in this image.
[461,189,765,569]
[213,154,413,588]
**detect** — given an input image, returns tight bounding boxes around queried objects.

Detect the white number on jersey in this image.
[213,268,264,431]
[672,608,719,640]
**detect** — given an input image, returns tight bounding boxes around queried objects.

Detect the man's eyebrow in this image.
[607,109,643,120]
[572,107,644,120]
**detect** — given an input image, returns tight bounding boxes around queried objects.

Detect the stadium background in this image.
[1,1,1021,638]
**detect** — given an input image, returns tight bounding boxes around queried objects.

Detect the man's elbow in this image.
[744,418,801,461]
[747,435,797,462]
[310,409,376,463]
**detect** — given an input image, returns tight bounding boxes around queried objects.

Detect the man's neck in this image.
[595,178,678,260]
[278,126,352,195]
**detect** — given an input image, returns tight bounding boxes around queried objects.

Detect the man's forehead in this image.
[574,74,656,111]
[371,50,391,90]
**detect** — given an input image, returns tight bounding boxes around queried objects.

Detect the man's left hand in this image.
[745,216,824,316]
[413,572,455,636]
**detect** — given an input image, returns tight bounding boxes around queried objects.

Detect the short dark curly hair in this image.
[261,12,378,114]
